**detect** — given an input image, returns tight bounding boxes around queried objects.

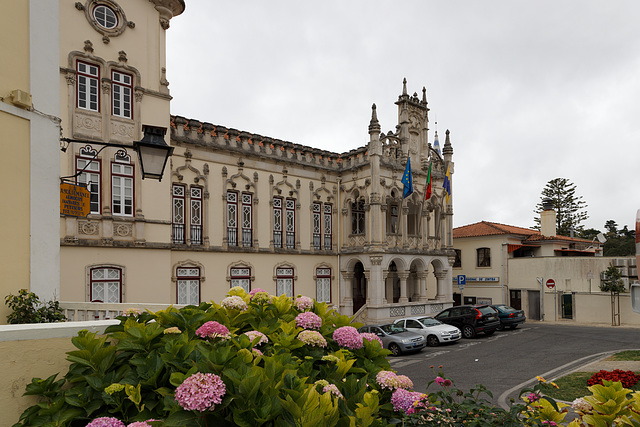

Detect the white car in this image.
[393,316,461,347]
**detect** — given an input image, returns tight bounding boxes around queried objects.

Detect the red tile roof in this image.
[453,221,593,244]
[453,221,539,238]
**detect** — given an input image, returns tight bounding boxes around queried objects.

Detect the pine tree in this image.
[533,178,588,236]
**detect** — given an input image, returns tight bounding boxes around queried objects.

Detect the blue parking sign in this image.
[457,275,466,286]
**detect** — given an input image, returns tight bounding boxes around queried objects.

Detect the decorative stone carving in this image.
[114,223,132,237]
[370,255,383,265]
[79,221,99,235]
[74,112,102,138]
[110,121,134,141]
[83,40,94,53]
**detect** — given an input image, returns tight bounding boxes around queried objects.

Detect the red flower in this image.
[587,369,640,388]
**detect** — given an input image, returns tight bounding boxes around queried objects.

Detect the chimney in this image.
[540,198,556,237]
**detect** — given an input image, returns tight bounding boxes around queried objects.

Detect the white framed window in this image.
[323,203,332,250]
[76,146,101,214]
[93,4,118,29]
[316,267,331,303]
[177,267,200,305]
[276,267,294,297]
[312,202,321,250]
[77,61,99,112]
[190,187,202,245]
[172,184,185,244]
[241,193,253,247]
[273,197,282,248]
[230,267,251,292]
[111,70,132,119]
[111,153,133,216]
[227,191,238,246]
[90,267,121,303]
[285,198,295,249]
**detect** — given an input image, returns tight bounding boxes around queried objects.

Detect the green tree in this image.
[602,220,636,256]
[533,178,589,236]
[600,264,626,326]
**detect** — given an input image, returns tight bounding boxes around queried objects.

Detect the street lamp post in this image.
[60,125,173,182]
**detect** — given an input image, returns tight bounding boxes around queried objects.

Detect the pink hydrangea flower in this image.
[397,375,414,390]
[175,372,226,412]
[391,389,425,413]
[332,326,363,350]
[293,296,314,311]
[322,383,343,399]
[196,321,230,339]
[360,332,383,348]
[376,370,401,390]
[295,311,322,329]
[251,348,263,357]
[297,330,327,347]
[221,296,248,311]
[123,308,142,316]
[249,288,267,297]
[86,418,125,427]
[127,422,152,427]
[244,330,268,345]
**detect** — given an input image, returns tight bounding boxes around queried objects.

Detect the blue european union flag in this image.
[401,158,413,198]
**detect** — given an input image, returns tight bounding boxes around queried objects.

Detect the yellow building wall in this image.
[0,116,30,322]
[0,0,31,324]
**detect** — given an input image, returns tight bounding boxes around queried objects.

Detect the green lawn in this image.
[607,350,640,361]
[538,350,640,402]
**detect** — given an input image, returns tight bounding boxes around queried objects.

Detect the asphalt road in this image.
[388,321,640,408]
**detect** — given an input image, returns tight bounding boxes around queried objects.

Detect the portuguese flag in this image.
[425,162,432,200]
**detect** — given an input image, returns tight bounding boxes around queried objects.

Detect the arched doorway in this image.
[353,262,366,314]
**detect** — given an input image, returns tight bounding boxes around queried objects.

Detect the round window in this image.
[93,5,118,29]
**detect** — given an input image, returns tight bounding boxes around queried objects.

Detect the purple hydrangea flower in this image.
[293,296,314,311]
[391,388,426,413]
[86,418,126,427]
[360,332,383,348]
[196,321,230,339]
[295,311,322,329]
[332,326,363,350]
[175,372,226,412]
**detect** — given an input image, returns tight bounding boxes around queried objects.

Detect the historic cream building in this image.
[452,204,640,326]
[51,1,456,322]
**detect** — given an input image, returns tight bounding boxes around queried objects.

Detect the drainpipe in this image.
[501,243,507,304]
[337,178,341,314]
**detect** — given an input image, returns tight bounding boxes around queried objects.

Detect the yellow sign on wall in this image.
[60,182,90,217]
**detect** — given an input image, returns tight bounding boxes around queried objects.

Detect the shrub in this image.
[5,289,66,324]
[587,369,640,388]
[15,290,399,426]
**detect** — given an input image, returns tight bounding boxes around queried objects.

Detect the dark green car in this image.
[490,304,526,330]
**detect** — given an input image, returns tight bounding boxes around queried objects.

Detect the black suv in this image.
[434,305,500,339]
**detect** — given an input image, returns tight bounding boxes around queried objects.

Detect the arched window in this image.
[176,266,200,305]
[477,248,491,267]
[316,267,331,303]
[351,198,365,235]
[90,266,122,303]
[230,267,251,292]
[276,267,294,297]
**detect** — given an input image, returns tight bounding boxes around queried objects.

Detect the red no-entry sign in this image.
[546,279,556,289]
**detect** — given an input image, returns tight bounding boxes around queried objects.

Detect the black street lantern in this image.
[134,125,174,181]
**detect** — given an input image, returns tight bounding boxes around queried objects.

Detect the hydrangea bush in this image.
[15,290,399,426]
[15,289,640,426]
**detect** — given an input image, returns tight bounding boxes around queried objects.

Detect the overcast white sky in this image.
[166,1,640,233]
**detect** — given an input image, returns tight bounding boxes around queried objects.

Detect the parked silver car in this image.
[393,316,461,347]
[358,323,426,356]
